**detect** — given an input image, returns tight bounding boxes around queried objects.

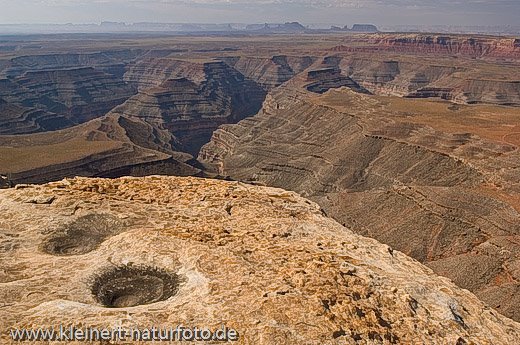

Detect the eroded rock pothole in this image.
[91,265,181,308]
[41,214,124,256]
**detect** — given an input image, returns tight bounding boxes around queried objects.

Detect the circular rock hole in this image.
[41,214,123,256]
[43,234,96,256]
[91,265,181,308]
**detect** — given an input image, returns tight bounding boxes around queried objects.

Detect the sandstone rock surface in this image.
[1,176,520,344]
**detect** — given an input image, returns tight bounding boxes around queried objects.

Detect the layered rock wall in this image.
[113,60,266,155]
[332,34,520,60]
[220,55,316,90]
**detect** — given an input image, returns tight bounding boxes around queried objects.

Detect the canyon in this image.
[1,31,520,340]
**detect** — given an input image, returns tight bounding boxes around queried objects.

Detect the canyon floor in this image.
[0,31,520,341]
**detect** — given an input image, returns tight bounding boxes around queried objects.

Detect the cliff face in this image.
[16,67,136,121]
[200,86,520,321]
[113,60,266,155]
[306,67,370,94]
[332,34,520,60]
[0,67,136,134]
[334,56,520,105]
[123,58,207,91]
[379,35,520,60]
[125,55,316,93]
[324,34,520,105]
[0,54,267,181]
[0,114,201,185]
[0,50,145,135]
[0,50,143,79]
[1,176,519,344]
[0,93,70,135]
[452,79,520,105]
[220,55,316,90]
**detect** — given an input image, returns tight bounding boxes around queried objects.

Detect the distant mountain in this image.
[245,22,307,33]
[330,24,379,33]
[351,24,379,32]
[0,21,380,35]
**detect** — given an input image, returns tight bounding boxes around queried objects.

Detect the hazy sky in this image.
[0,0,518,26]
